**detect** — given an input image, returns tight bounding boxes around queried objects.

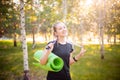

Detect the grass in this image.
[0,40,120,80]
[71,44,120,80]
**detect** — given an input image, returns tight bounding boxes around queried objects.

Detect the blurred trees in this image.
[0,0,19,46]
[0,0,120,44]
[105,0,120,44]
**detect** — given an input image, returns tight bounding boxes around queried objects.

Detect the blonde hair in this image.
[52,22,66,37]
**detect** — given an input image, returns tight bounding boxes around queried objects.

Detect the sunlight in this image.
[13,0,28,4]
[78,0,93,17]
[85,0,93,6]
[13,0,19,4]
[26,36,45,43]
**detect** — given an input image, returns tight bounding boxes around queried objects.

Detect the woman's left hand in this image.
[79,47,86,56]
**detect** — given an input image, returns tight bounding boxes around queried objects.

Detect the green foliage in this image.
[0,0,20,38]
[0,40,120,80]
[24,0,63,36]
[105,0,120,36]
[0,0,120,44]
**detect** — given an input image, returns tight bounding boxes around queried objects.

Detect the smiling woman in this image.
[39,22,86,80]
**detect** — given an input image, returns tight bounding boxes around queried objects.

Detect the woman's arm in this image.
[40,43,54,65]
[69,47,86,65]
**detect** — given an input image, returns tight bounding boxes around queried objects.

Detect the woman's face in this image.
[55,23,68,37]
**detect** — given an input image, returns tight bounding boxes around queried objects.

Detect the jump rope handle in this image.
[46,41,56,50]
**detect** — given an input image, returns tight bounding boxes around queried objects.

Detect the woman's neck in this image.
[57,37,67,44]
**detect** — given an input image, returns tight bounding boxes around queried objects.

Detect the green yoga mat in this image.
[33,50,64,72]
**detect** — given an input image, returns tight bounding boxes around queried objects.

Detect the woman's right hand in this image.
[45,42,54,53]
[40,42,54,65]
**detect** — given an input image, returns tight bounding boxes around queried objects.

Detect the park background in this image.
[0,0,120,80]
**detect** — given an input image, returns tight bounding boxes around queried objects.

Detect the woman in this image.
[40,22,86,80]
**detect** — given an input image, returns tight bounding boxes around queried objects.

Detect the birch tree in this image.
[20,0,29,79]
[62,0,67,23]
[97,0,105,59]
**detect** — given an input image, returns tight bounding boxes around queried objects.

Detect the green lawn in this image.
[0,40,120,80]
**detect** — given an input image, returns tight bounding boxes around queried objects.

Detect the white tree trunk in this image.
[98,0,105,59]
[62,0,67,23]
[20,0,29,71]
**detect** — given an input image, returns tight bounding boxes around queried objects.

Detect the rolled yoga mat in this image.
[33,50,64,72]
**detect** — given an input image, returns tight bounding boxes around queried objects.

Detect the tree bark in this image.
[13,32,17,47]
[99,26,104,59]
[20,0,30,79]
[62,0,67,23]
[32,27,36,49]
[114,32,116,44]
[98,0,105,59]
[107,34,110,43]
[119,35,120,43]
